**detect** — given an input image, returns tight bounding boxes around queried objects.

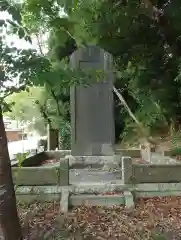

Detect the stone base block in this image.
[70,194,125,207]
[71,181,126,194]
[66,155,121,168]
[134,183,181,198]
[60,189,69,213]
[124,191,134,209]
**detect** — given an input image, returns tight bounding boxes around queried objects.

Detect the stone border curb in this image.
[60,189,69,213]
[69,194,125,207]
[124,191,134,209]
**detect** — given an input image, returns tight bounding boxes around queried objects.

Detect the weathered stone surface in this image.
[12,167,59,186]
[15,186,62,194]
[69,169,122,184]
[132,163,181,183]
[60,188,69,213]
[134,183,181,198]
[59,159,69,186]
[16,194,61,203]
[70,45,115,156]
[15,186,62,203]
[12,159,69,186]
[135,191,181,198]
[71,181,126,194]
[67,155,119,166]
[122,157,133,184]
[69,194,125,206]
[134,182,181,191]
[124,191,134,209]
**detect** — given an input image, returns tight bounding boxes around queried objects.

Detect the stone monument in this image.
[70,45,115,156]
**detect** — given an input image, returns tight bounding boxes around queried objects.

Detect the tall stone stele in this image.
[70,45,115,156]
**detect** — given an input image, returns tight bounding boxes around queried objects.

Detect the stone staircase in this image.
[68,180,134,208]
[64,155,134,210]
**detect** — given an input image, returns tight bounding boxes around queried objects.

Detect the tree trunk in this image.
[0,106,22,240]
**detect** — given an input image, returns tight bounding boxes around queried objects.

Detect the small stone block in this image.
[114,154,122,167]
[122,157,132,184]
[59,159,69,186]
[60,188,69,213]
[124,191,134,209]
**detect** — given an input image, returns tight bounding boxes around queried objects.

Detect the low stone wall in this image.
[134,183,181,198]
[12,150,71,167]
[15,186,62,203]
[132,164,181,183]
[122,157,181,184]
[12,159,69,186]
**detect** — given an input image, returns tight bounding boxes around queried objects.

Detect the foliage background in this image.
[2,0,181,146]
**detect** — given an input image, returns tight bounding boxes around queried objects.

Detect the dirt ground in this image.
[118,137,173,152]
[18,196,181,240]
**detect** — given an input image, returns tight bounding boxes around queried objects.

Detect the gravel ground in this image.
[18,196,181,240]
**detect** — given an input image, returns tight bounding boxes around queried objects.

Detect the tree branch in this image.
[113,86,156,144]
[36,101,52,126]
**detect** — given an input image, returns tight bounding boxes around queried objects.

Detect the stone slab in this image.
[134,183,181,198]
[69,169,121,183]
[134,183,181,191]
[16,183,181,195]
[16,194,61,203]
[135,191,181,198]
[71,181,126,194]
[15,181,128,195]
[15,185,62,194]
[69,194,125,206]
[132,163,181,183]
[12,159,69,186]
[67,155,121,166]
[60,189,69,213]
[124,191,134,209]
[12,167,59,186]
[59,159,69,186]
[122,157,133,184]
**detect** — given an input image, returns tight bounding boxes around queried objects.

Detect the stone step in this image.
[15,185,134,209]
[69,193,125,207]
[70,180,127,194]
[69,169,122,183]
[66,155,121,167]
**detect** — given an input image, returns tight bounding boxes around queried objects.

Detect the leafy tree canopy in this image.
[2,0,181,142]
